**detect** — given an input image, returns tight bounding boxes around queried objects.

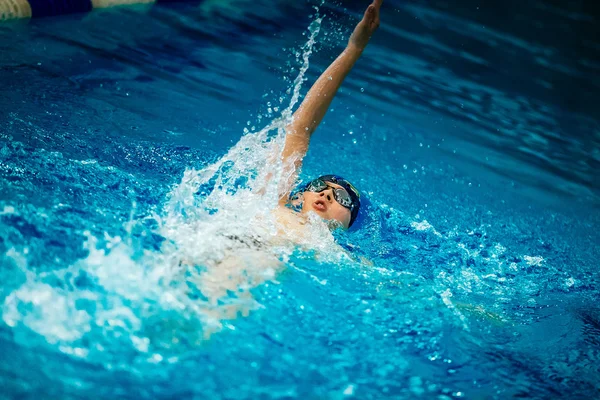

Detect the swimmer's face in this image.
[301,182,352,229]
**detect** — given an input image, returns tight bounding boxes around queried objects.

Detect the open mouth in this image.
[312,200,327,212]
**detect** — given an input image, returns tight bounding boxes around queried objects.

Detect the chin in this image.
[315,210,330,219]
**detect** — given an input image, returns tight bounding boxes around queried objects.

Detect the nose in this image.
[319,189,333,203]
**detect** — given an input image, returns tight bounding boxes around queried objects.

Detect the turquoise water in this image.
[1,1,599,399]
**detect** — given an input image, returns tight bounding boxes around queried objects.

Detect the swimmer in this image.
[193,0,382,332]
[273,0,382,235]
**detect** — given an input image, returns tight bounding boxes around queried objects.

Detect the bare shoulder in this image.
[272,205,309,239]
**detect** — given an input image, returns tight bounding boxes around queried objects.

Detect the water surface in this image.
[0,1,599,399]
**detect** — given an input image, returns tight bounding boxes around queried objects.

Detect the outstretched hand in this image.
[348,0,382,52]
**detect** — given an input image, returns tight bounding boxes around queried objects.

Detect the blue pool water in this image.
[1,1,599,399]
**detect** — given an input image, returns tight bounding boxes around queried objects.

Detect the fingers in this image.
[366,0,382,23]
[372,0,382,28]
[361,0,382,32]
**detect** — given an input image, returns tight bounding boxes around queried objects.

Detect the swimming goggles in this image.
[305,178,357,211]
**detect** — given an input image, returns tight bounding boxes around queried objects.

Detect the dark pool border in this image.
[0,0,202,20]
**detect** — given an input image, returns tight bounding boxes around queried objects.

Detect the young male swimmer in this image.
[272,0,382,234]
[194,0,382,328]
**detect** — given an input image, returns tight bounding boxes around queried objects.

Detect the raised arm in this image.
[280,0,382,176]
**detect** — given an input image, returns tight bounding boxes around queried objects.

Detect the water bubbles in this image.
[131,335,150,352]
[1,205,15,214]
[524,255,544,266]
[565,277,576,288]
[343,384,356,396]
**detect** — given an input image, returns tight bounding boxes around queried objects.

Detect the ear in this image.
[290,192,304,207]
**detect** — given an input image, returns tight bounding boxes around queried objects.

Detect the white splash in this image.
[410,219,442,237]
[524,255,544,266]
[1,15,343,359]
